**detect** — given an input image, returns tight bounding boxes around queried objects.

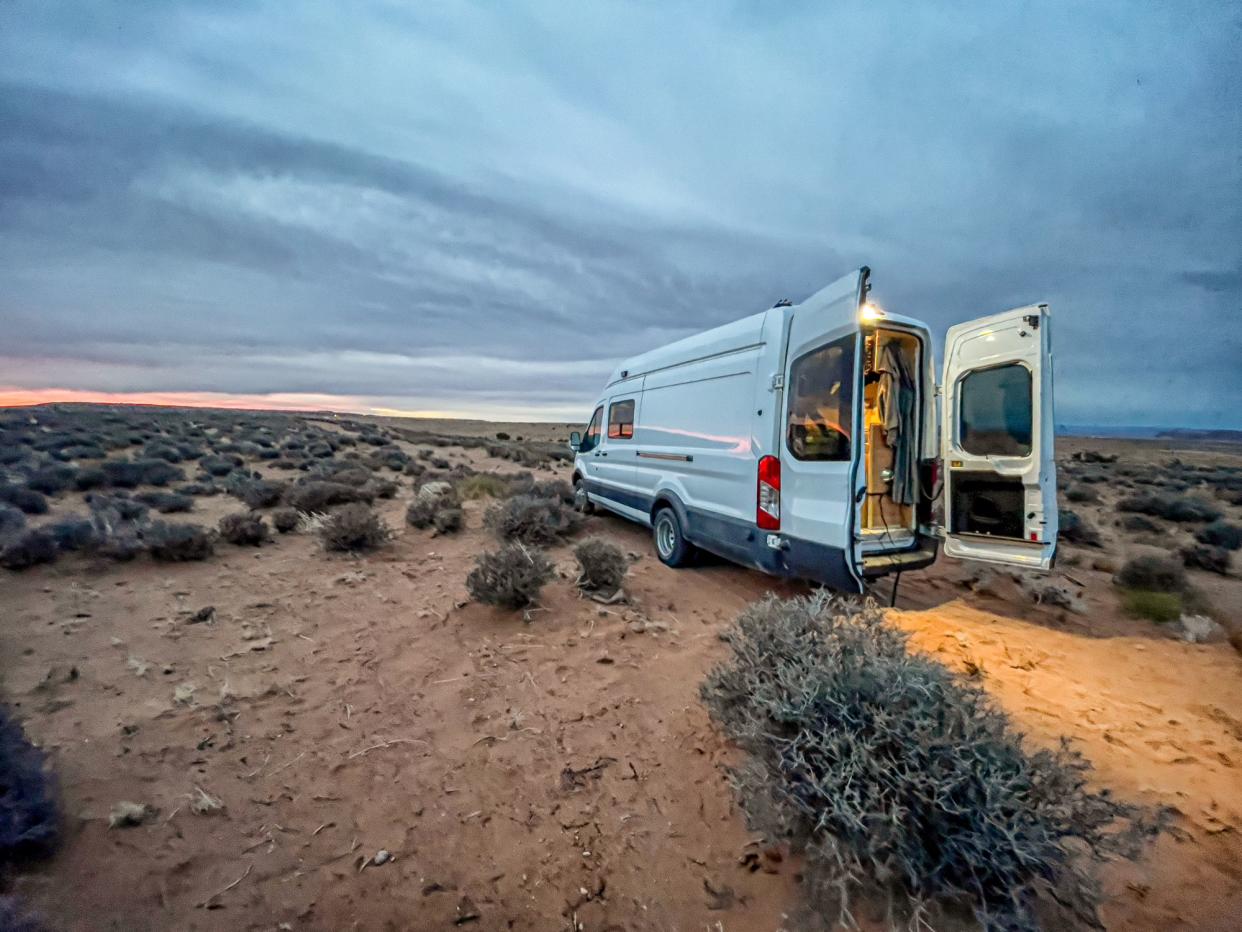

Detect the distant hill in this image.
[1154,428,1242,443]
[1060,424,1242,442]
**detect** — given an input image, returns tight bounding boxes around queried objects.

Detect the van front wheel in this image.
[573,477,594,514]
[653,507,694,568]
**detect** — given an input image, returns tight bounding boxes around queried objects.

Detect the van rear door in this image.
[777,267,868,592]
[941,304,1057,570]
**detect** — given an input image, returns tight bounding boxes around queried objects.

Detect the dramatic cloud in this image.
[1,1,1238,426]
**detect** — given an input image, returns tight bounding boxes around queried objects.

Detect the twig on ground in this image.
[197,863,252,909]
[346,737,428,759]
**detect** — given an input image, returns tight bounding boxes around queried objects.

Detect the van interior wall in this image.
[862,328,920,535]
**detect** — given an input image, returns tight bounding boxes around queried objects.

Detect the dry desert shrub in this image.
[432,507,463,535]
[466,542,554,609]
[231,478,286,509]
[319,503,390,552]
[283,480,370,512]
[135,490,194,514]
[1115,553,1186,592]
[271,507,299,533]
[1117,492,1221,523]
[484,493,582,545]
[456,473,509,500]
[1195,520,1242,551]
[701,593,1156,931]
[0,529,58,570]
[1058,509,1102,547]
[573,537,627,592]
[0,704,60,860]
[144,521,214,562]
[218,512,268,546]
[1180,544,1231,575]
[0,485,48,515]
[0,503,25,535]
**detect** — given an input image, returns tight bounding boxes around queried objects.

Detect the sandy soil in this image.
[2,428,1240,931]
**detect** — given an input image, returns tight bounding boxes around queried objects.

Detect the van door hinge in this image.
[769,373,784,390]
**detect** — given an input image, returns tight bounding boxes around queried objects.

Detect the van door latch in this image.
[769,373,784,390]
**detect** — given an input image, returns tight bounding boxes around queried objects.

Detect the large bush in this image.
[484,493,582,545]
[701,594,1153,930]
[318,503,390,552]
[1,705,59,861]
[466,543,554,609]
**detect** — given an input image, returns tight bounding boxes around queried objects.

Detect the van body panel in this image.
[940,304,1057,570]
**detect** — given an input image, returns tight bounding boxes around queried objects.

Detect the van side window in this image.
[581,406,603,452]
[608,399,635,440]
[959,363,1032,457]
[787,335,855,461]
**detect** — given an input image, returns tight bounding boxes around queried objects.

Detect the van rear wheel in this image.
[653,507,694,568]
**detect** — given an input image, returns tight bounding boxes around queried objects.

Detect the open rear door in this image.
[941,304,1057,570]
[777,267,868,592]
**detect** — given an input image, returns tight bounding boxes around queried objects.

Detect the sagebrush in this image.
[466,542,554,609]
[0,705,59,861]
[701,593,1155,930]
[573,537,627,591]
[319,503,390,552]
[484,493,581,545]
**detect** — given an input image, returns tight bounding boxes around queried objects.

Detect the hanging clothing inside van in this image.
[877,342,917,505]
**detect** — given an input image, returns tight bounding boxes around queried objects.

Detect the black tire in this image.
[572,476,594,515]
[653,506,695,568]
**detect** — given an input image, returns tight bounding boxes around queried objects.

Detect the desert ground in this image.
[1,406,1240,931]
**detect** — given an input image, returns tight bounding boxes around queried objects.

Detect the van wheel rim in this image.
[656,516,675,558]
[574,483,588,510]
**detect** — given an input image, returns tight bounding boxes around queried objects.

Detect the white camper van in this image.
[568,267,1057,593]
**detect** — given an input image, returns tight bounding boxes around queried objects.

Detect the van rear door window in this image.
[959,363,1032,456]
[787,335,855,461]
[608,399,635,439]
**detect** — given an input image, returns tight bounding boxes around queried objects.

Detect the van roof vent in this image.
[772,298,793,308]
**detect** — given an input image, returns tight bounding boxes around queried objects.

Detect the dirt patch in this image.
[2,418,1240,929]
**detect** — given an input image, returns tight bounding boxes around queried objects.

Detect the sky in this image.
[1,1,1239,427]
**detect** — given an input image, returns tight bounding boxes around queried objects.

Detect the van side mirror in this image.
[568,431,581,452]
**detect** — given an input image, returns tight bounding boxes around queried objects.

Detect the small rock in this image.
[186,605,215,624]
[1178,614,1226,644]
[373,849,391,865]
[109,801,153,828]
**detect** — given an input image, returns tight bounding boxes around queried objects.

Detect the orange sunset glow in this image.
[0,387,376,415]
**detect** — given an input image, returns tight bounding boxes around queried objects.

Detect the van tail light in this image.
[757,455,781,530]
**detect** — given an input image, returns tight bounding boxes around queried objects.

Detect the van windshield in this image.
[787,335,855,461]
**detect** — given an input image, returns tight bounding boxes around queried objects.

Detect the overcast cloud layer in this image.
[1,1,1239,426]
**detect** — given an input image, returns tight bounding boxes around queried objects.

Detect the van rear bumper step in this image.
[861,540,939,577]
